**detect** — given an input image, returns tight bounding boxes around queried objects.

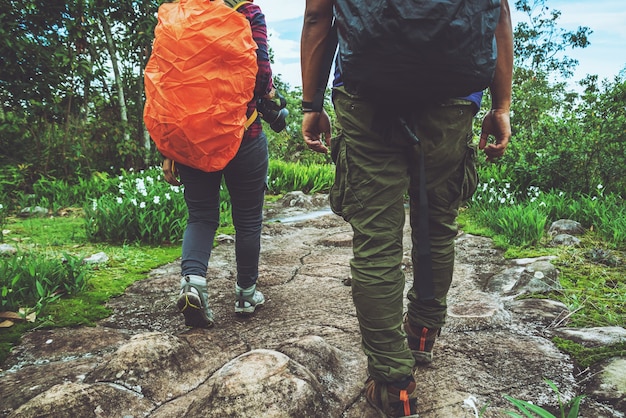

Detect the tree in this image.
[491,0,602,194]
[513,0,591,78]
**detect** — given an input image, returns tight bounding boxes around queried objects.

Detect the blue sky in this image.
[255,0,626,91]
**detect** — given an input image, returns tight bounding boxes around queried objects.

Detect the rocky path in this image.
[1,194,624,417]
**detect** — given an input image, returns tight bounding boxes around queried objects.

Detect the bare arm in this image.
[479,0,513,161]
[301,0,334,103]
[300,0,334,153]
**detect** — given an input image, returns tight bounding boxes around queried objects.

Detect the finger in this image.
[478,132,489,150]
[484,144,505,161]
[305,138,328,153]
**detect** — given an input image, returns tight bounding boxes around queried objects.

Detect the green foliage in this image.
[469,178,547,247]
[552,337,626,370]
[513,0,591,77]
[494,1,626,197]
[553,245,626,329]
[31,172,118,213]
[504,379,584,418]
[44,244,181,328]
[539,189,626,247]
[499,73,626,196]
[84,167,188,244]
[0,209,181,362]
[0,202,6,242]
[0,322,32,366]
[469,173,626,250]
[267,160,335,195]
[264,81,335,167]
[494,203,548,247]
[466,175,626,366]
[0,252,91,315]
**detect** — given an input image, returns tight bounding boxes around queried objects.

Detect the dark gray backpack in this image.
[334,0,501,105]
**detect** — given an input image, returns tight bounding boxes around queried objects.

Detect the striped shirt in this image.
[238,1,274,140]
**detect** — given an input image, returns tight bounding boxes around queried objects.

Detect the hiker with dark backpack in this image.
[301,0,513,416]
[145,0,276,328]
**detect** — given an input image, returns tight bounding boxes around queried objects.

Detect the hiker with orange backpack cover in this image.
[151,0,276,328]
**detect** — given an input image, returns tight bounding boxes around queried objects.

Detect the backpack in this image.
[143,0,258,172]
[333,0,501,105]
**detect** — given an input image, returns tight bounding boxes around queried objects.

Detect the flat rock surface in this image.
[1,199,623,417]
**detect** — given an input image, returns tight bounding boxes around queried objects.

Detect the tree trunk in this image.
[100,12,130,144]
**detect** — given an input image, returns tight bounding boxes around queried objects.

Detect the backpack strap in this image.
[221,0,258,129]
[244,109,258,130]
[399,117,435,301]
[222,0,251,11]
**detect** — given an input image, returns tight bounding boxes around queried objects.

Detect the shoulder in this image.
[236,1,262,19]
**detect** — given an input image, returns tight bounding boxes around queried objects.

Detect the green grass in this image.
[0,213,182,364]
[460,180,626,368]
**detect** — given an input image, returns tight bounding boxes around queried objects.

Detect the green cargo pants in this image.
[330,86,478,382]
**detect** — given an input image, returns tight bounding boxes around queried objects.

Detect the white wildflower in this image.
[153,196,160,204]
[140,202,146,209]
[116,197,123,204]
[463,395,480,418]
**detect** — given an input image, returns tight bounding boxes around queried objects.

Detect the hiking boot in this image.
[177,275,214,328]
[364,376,419,417]
[234,283,265,315]
[403,314,440,364]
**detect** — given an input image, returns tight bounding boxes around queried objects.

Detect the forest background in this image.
[0,0,624,377]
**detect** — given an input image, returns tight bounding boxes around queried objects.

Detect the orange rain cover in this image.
[143,0,258,172]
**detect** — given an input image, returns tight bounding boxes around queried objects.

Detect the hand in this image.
[479,108,511,162]
[162,158,181,186]
[302,110,332,153]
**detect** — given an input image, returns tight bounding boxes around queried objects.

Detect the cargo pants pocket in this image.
[459,139,479,205]
[329,130,362,221]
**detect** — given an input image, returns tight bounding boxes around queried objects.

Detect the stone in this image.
[551,233,582,247]
[83,251,109,265]
[548,219,585,236]
[509,260,561,295]
[552,327,626,347]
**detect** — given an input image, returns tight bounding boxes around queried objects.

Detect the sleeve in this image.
[240,3,274,98]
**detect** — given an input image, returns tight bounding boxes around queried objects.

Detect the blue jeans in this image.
[177,132,268,289]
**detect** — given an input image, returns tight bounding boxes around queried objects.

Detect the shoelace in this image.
[419,327,429,351]
[399,389,410,416]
